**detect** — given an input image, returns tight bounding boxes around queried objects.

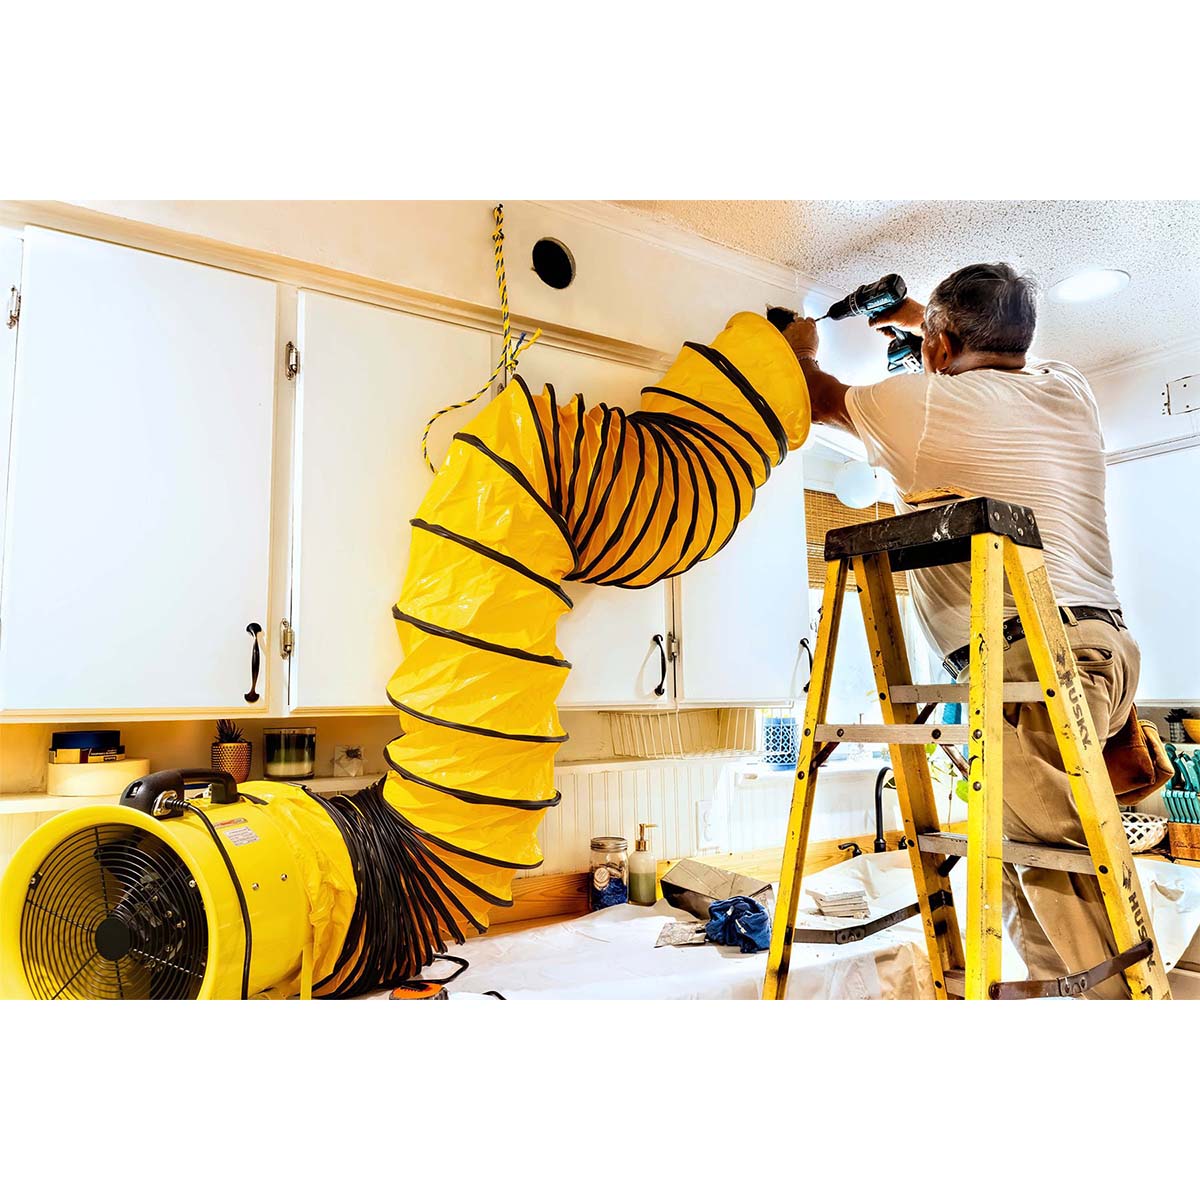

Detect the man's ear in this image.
[924,329,956,373]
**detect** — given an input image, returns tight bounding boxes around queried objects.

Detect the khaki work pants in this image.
[959,617,1140,999]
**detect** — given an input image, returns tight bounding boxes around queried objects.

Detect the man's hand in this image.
[783,316,820,361]
[868,296,925,334]
[780,318,855,437]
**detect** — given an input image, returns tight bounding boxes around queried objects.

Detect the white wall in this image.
[1091,346,1200,707]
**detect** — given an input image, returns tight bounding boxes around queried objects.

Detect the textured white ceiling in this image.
[615,200,1200,371]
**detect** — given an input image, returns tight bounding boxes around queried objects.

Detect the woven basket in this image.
[1121,810,1169,854]
[607,708,757,760]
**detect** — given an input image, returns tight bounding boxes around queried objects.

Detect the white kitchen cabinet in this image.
[510,340,673,707]
[1107,446,1200,703]
[0,232,21,604]
[0,228,278,713]
[677,451,809,704]
[287,291,494,710]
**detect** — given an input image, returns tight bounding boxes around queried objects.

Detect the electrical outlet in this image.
[696,797,720,852]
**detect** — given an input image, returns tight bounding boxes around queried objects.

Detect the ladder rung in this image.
[942,968,966,998]
[889,683,1045,705]
[815,723,967,745]
[917,832,1098,875]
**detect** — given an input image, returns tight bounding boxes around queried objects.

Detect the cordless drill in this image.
[766,272,924,373]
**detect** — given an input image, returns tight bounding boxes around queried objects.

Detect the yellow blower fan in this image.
[0,770,356,1000]
[1,311,811,999]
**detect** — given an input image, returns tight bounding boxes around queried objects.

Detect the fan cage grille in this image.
[20,823,209,1000]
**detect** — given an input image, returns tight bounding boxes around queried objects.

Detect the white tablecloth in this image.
[405,850,1200,1000]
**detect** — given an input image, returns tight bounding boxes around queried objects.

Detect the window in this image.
[804,489,942,758]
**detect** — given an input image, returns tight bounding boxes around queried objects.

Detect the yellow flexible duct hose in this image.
[373,311,810,967]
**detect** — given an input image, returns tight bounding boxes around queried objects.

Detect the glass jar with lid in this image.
[263,727,317,780]
[589,836,629,910]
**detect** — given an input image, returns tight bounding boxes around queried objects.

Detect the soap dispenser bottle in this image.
[629,822,659,905]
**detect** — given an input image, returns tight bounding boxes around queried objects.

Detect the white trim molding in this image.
[1107,432,1200,465]
[1085,333,1200,381]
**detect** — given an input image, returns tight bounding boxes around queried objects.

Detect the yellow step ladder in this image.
[762,497,1170,1001]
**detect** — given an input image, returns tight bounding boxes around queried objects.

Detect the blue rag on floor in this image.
[705,895,771,953]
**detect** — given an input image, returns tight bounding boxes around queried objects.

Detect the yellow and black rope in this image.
[421,204,543,472]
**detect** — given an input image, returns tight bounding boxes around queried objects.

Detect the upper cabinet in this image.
[0,232,21,601]
[676,451,809,705]
[287,291,493,711]
[0,229,278,713]
[0,214,820,719]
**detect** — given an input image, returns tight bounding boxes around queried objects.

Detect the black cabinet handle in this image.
[653,633,667,697]
[799,636,814,694]
[244,622,263,703]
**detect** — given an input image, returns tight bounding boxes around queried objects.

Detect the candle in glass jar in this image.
[263,727,317,780]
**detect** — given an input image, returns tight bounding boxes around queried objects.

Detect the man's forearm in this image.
[798,358,855,436]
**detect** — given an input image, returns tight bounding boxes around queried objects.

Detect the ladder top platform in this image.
[824,497,1043,572]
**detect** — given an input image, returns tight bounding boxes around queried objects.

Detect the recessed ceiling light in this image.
[1047,268,1131,304]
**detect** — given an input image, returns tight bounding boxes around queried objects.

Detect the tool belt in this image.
[942,606,1126,679]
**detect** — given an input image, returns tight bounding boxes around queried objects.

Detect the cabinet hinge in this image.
[1162,374,1197,417]
[6,287,19,329]
[285,341,300,380]
[280,617,295,659]
[666,631,679,662]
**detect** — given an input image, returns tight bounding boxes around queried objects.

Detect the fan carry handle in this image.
[121,768,242,817]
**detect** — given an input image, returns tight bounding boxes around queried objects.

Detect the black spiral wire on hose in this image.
[306,779,516,998]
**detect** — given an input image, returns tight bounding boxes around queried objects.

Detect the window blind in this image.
[804,489,909,594]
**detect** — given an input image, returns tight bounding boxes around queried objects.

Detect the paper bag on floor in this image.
[660,859,773,921]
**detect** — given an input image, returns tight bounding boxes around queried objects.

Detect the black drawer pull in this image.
[653,633,667,697]
[244,622,263,703]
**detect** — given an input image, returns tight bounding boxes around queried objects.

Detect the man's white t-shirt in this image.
[845,362,1121,658]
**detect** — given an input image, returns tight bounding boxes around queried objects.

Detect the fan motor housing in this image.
[0,785,353,1000]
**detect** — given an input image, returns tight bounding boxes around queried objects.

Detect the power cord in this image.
[155,796,253,1000]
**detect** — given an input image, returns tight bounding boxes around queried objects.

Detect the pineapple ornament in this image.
[212,719,252,783]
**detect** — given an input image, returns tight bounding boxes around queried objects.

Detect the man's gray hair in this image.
[926,263,1038,355]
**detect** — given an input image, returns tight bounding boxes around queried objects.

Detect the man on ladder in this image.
[777,263,1153,998]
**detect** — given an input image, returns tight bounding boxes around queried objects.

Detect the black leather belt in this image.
[943,606,1125,679]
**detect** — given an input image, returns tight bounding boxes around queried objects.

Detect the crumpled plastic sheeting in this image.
[239,780,358,996]
[379,312,810,967]
[706,895,772,953]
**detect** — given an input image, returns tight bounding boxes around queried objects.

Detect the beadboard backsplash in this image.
[532,759,734,877]
[525,756,951,878]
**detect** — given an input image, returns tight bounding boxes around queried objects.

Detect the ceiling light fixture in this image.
[1047,268,1131,304]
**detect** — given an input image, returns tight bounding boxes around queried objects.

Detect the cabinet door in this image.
[0,228,277,713]
[677,450,810,705]
[288,292,494,710]
[512,341,672,707]
[1107,447,1200,703]
[0,232,21,605]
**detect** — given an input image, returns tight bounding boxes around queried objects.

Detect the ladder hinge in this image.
[280,617,295,659]
[7,287,19,328]
[285,341,300,380]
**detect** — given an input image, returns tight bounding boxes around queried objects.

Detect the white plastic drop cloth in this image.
[402,851,1200,1000]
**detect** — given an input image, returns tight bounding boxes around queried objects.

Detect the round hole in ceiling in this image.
[532,238,576,290]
